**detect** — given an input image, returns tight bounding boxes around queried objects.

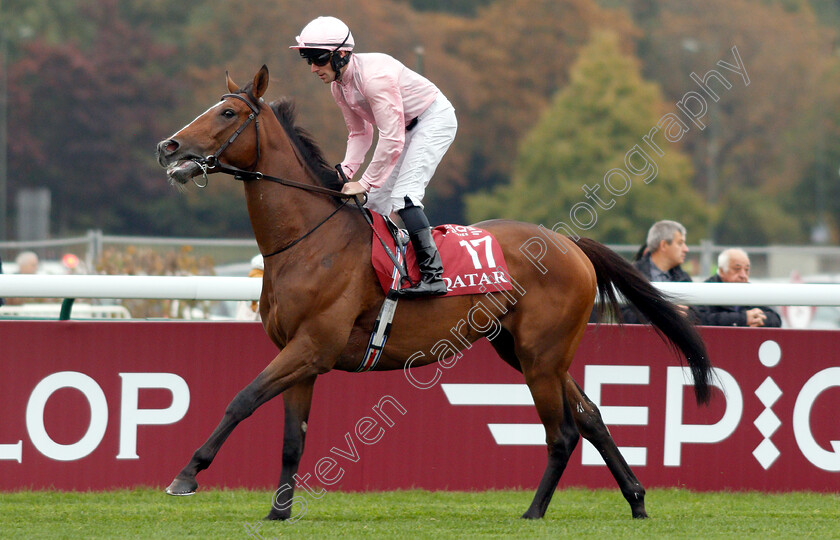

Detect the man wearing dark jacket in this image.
[621,220,700,324]
[697,248,781,327]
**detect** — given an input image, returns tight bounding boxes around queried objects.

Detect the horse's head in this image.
[157,65,270,185]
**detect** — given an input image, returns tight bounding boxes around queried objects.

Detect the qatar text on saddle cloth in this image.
[370,214,513,296]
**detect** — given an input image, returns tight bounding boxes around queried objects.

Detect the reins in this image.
[207,160,350,199]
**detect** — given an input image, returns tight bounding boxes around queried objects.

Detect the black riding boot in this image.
[396,198,447,298]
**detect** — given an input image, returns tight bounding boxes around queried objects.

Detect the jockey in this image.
[291,16,457,298]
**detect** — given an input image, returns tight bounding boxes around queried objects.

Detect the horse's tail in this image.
[574,237,712,405]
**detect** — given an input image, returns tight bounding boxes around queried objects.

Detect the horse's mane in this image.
[269,99,345,192]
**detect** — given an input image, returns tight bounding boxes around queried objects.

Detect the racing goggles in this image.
[300,49,333,67]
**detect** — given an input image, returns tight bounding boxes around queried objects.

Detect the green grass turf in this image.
[2,488,838,539]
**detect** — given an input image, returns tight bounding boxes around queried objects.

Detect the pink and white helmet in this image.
[290,16,355,52]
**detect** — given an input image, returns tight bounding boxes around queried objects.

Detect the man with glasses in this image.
[292,16,458,297]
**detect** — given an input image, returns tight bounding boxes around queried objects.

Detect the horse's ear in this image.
[226,70,239,94]
[253,65,269,100]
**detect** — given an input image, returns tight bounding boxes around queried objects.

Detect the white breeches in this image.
[364,93,457,216]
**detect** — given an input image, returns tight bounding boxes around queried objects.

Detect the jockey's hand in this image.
[341,181,367,197]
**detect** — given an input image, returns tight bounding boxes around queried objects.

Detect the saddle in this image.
[369,212,513,297]
[356,211,514,373]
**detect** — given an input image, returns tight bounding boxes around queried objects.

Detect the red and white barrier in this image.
[1,321,837,492]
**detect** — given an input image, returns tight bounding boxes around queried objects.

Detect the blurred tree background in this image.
[2,0,839,246]
[466,30,709,244]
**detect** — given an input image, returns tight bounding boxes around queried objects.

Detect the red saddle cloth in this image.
[370,212,513,297]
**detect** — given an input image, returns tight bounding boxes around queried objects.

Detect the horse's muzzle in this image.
[156,139,180,167]
[157,139,204,184]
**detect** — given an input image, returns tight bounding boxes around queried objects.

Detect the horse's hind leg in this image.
[265,376,316,521]
[491,329,646,519]
[490,330,580,519]
[563,375,648,519]
[521,376,580,519]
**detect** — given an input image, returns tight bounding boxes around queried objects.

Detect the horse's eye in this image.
[222,109,236,118]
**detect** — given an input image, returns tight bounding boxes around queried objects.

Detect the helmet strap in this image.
[330,30,352,81]
[331,52,351,80]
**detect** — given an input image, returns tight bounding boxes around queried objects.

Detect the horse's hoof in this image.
[632,510,649,519]
[520,510,543,520]
[165,477,198,496]
[264,510,289,521]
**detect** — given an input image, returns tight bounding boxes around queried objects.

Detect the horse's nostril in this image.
[156,140,181,166]
[157,139,179,157]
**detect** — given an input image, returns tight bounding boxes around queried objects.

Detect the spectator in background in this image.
[16,251,39,274]
[697,248,781,327]
[621,220,700,324]
[5,252,40,306]
[235,254,264,321]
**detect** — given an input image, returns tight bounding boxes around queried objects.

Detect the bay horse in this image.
[156,65,712,521]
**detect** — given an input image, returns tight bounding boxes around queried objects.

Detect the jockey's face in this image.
[311,59,335,83]
[308,51,346,84]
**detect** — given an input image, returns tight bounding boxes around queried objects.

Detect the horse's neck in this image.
[243,151,360,258]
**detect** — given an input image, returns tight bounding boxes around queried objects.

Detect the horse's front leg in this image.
[265,376,316,520]
[165,337,335,496]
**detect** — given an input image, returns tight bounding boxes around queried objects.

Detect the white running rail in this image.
[0,275,261,301]
[1,275,840,306]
